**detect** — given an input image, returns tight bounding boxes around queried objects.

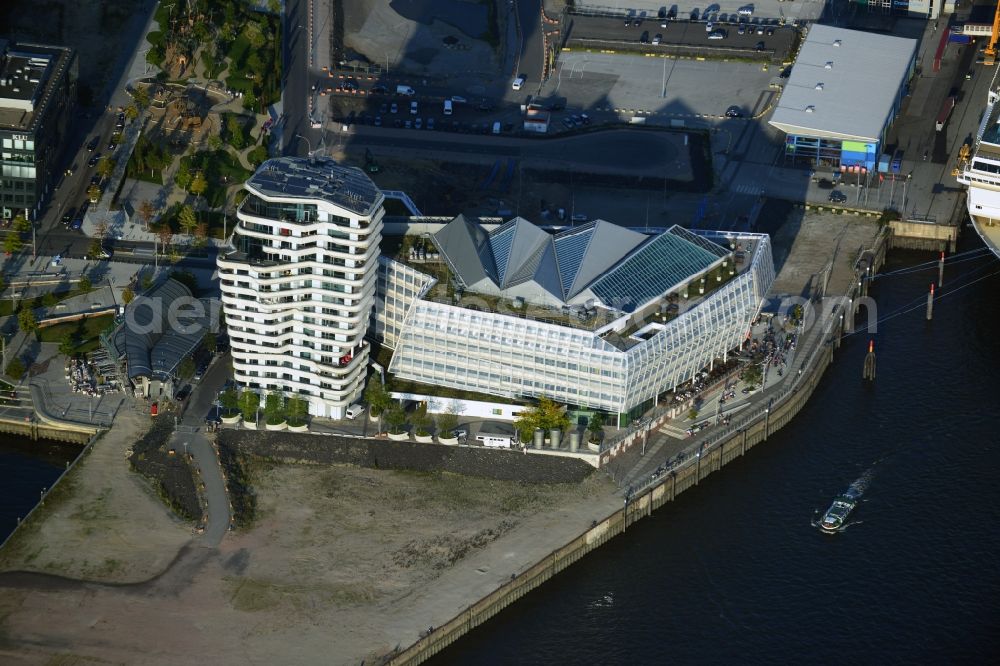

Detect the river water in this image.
[433,239,1000,664]
[0,434,79,541]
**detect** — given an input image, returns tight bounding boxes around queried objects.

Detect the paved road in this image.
[284,0,320,157]
[169,353,232,547]
[516,0,545,92]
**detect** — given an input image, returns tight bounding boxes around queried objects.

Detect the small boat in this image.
[819,495,856,533]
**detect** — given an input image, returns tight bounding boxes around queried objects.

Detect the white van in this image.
[345,404,365,419]
[443,99,453,115]
[738,6,754,17]
[492,121,501,134]
[396,85,416,95]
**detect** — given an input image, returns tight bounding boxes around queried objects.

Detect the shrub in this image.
[5,357,25,380]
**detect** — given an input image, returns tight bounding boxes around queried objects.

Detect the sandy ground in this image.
[0,409,191,583]
[0,453,617,664]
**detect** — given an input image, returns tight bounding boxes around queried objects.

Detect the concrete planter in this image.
[437,436,459,446]
[243,420,258,430]
[287,423,309,433]
[265,421,287,431]
[414,434,434,443]
[369,411,381,423]
[586,442,600,452]
[220,414,242,425]
[387,432,410,441]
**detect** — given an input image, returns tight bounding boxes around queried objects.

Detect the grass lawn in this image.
[38,313,115,355]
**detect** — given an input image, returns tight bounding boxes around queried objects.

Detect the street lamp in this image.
[295,133,313,157]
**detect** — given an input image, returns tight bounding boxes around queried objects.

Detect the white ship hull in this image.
[959,71,1000,259]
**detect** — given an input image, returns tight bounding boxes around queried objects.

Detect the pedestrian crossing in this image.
[734,183,765,196]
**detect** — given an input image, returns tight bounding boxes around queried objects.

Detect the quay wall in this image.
[390,230,889,666]
[0,416,96,444]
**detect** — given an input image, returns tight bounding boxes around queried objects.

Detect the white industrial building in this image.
[217,157,384,419]
[374,216,775,421]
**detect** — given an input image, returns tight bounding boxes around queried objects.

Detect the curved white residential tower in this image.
[218,157,384,419]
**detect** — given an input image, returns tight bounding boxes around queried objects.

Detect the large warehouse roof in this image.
[769,25,917,143]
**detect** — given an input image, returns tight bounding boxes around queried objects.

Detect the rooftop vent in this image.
[833,39,842,47]
[815,83,824,90]
[825,61,833,69]
[805,105,815,113]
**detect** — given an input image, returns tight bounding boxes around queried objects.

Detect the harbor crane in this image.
[985,2,1000,65]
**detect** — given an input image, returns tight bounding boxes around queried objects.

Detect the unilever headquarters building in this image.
[221,158,775,422]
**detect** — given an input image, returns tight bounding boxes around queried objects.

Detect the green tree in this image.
[384,402,407,434]
[286,395,308,426]
[5,357,25,381]
[178,204,198,236]
[88,237,104,259]
[58,333,77,356]
[225,115,245,149]
[189,171,208,206]
[178,356,196,379]
[587,412,605,444]
[242,90,258,114]
[264,391,284,424]
[688,407,699,421]
[125,104,140,120]
[175,161,193,190]
[412,403,433,437]
[133,85,150,109]
[87,184,102,203]
[436,410,458,437]
[247,144,269,166]
[220,387,239,415]
[203,331,217,354]
[514,396,570,442]
[78,275,93,293]
[0,274,5,294]
[12,215,30,233]
[41,293,58,307]
[4,232,23,255]
[741,363,763,388]
[97,156,116,180]
[244,23,266,49]
[238,389,259,422]
[246,52,263,78]
[141,274,154,291]
[207,134,223,151]
[122,286,135,304]
[363,377,392,416]
[17,307,37,334]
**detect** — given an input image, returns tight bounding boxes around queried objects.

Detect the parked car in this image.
[640,31,650,44]
[175,385,192,402]
[451,95,468,104]
[427,117,435,130]
[512,75,525,91]
[374,115,382,126]
[829,190,848,204]
[414,117,422,129]
[87,152,101,168]
[390,102,398,114]
[86,136,99,152]
[652,33,662,45]
[410,100,418,115]
[725,106,743,118]
[708,30,725,40]
[61,207,75,226]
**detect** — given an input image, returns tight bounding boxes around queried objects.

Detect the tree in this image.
[225,114,245,149]
[139,200,155,231]
[587,412,605,444]
[141,274,154,291]
[158,227,173,253]
[246,52,263,78]
[86,184,102,204]
[264,391,284,424]
[190,171,208,206]
[203,331,217,354]
[363,377,392,416]
[286,395,307,426]
[436,410,458,437]
[238,389,259,422]
[0,274,5,294]
[384,402,407,434]
[514,396,570,442]
[193,222,208,247]
[4,231,22,255]
[125,104,140,120]
[42,293,58,307]
[133,85,150,109]
[58,333,77,356]
[242,90,258,114]
[12,215,30,233]
[175,161,192,190]
[78,275,93,293]
[97,156,116,180]
[5,357,25,381]
[412,403,433,437]
[178,204,198,236]
[122,286,135,304]
[17,307,37,334]
[741,363,763,388]
[247,144,268,166]
[178,356,196,379]
[88,237,104,259]
[220,387,239,415]
[207,134,223,151]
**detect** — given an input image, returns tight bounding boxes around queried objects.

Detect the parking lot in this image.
[543,52,777,119]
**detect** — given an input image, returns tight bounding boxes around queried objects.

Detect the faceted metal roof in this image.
[246,157,383,216]
[431,216,725,310]
[125,279,214,380]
